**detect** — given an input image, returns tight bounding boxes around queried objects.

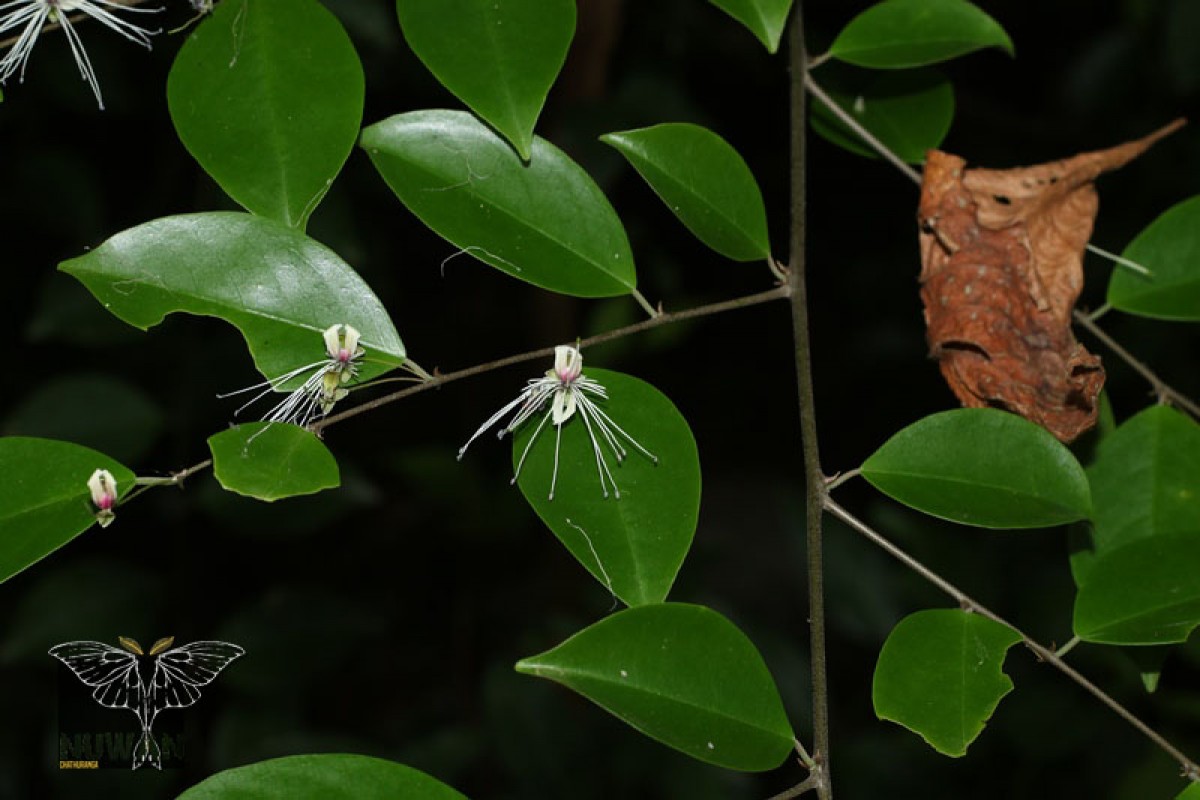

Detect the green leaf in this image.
[395,0,574,160]
[362,109,635,298]
[810,67,954,164]
[706,0,794,53]
[209,423,340,502]
[510,368,699,606]
[861,409,1092,529]
[167,0,364,229]
[827,0,1013,69]
[515,603,794,771]
[1072,406,1200,584]
[1177,782,1200,799]
[1107,195,1200,320]
[1075,535,1200,645]
[601,123,771,262]
[873,609,1021,757]
[176,753,468,799]
[3,374,164,464]
[0,438,134,584]
[59,212,404,385]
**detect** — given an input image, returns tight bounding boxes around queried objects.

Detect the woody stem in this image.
[787,5,833,798]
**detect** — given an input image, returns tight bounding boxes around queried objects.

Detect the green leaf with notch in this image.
[602,123,771,262]
[1072,405,1200,584]
[810,67,954,164]
[827,0,1013,69]
[1107,195,1200,321]
[395,0,574,160]
[0,438,134,584]
[873,609,1020,757]
[516,603,794,771]
[59,212,404,386]
[362,109,635,298]
[861,408,1091,529]
[167,0,364,229]
[707,0,794,53]
[176,753,467,799]
[1075,535,1200,645]
[510,368,699,606]
[209,423,340,502]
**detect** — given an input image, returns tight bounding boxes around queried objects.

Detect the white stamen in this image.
[459,345,656,499]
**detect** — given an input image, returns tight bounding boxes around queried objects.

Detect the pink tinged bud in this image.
[87,469,118,527]
[553,345,583,384]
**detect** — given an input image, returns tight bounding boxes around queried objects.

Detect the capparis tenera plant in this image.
[2,0,1200,797]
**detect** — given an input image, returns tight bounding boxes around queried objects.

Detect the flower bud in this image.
[87,468,118,528]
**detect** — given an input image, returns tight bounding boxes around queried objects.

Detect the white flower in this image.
[458,345,657,500]
[220,323,366,429]
[0,0,162,110]
[87,467,117,527]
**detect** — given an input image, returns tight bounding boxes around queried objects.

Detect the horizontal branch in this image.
[136,285,791,490]
[311,285,790,433]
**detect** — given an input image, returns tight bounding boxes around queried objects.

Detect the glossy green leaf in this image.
[873,609,1020,757]
[1177,782,1200,800]
[1072,406,1200,583]
[827,0,1013,69]
[601,123,770,262]
[1075,535,1200,645]
[59,213,404,386]
[510,368,699,606]
[1107,195,1200,320]
[361,109,635,298]
[0,438,134,584]
[395,0,574,160]
[176,753,467,799]
[706,0,793,53]
[810,67,954,164]
[167,0,364,228]
[861,409,1091,528]
[209,423,340,502]
[516,603,794,771]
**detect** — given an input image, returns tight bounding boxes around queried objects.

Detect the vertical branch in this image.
[787,4,832,797]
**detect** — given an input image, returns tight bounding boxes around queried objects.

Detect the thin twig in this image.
[1072,310,1200,420]
[787,7,832,799]
[823,467,860,492]
[123,286,791,500]
[312,285,789,433]
[825,497,1200,782]
[1055,636,1081,659]
[765,775,821,800]
[630,289,660,318]
[805,73,922,187]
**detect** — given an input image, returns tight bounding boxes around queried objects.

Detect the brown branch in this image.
[310,285,789,433]
[1072,310,1200,420]
[787,6,832,798]
[129,285,791,493]
[825,497,1200,782]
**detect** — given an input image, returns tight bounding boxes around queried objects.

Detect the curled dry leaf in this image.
[917,119,1185,442]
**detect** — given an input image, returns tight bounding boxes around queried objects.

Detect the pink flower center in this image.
[96,494,114,511]
[337,348,351,363]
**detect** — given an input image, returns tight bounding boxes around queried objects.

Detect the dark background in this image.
[2,0,1199,797]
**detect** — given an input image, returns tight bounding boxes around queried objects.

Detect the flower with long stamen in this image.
[458,345,657,500]
[0,0,162,110]
[87,467,117,527]
[219,324,366,429]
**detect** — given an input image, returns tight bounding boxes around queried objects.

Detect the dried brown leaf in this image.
[917,120,1184,442]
